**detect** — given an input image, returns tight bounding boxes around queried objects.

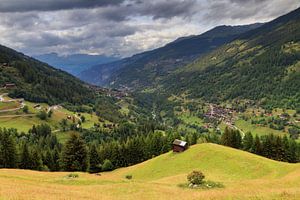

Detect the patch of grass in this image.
[178,180,224,190]
[235,119,287,136]
[66,173,79,179]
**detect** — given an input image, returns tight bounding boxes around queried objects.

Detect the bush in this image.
[125,174,132,180]
[101,159,113,171]
[37,110,47,120]
[23,105,29,113]
[66,173,79,178]
[187,170,205,185]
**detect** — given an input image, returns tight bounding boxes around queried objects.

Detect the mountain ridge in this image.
[79,23,262,88]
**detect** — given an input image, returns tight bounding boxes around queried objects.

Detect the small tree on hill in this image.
[187,170,205,185]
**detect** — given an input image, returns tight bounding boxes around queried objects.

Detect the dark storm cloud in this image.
[0,0,299,57]
[0,0,124,12]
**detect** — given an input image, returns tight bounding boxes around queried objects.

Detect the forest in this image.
[1,122,299,173]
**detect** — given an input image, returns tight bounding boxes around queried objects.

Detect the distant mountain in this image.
[79,23,262,88]
[163,7,300,108]
[35,53,119,76]
[0,46,94,105]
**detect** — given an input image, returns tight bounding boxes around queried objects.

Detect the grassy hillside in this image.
[0,44,94,105]
[0,143,299,200]
[163,7,300,109]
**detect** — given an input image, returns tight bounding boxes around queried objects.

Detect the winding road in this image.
[0,93,26,113]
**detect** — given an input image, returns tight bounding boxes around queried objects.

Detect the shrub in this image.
[125,174,132,180]
[37,110,47,120]
[187,170,205,185]
[67,173,79,178]
[101,159,113,171]
[23,105,29,113]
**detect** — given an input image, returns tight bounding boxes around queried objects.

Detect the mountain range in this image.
[79,23,263,87]
[79,7,300,109]
[35,53,119,76]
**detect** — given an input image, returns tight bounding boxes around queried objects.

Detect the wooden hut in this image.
[172,139,188,152]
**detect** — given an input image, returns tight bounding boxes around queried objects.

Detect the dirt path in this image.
[0,114,35,118]
[0,93,25,113]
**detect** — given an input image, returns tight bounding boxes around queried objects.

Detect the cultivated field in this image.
[0,143,299,200]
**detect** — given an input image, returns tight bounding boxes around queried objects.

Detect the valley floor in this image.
[0,143,299,200]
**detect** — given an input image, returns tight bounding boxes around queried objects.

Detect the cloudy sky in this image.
[0,0,299,58]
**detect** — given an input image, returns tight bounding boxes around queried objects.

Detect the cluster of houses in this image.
[203,104,235,126]
[88,85,129,100]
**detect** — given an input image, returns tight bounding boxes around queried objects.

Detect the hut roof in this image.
[173,139,187,147]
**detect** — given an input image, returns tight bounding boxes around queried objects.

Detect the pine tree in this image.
[43,150,54,171]
[282,135,290,162]
[233,130,242,149]
[89,144,101,173]
[0,130,17,168]
[221,127,231,147]
[20,143,32,169]
[243,132,253,152]
[289,140,298,163]
[52,148,61,171]
[252,135,262,155]
[61,133,88,171]
[31,148,43,170]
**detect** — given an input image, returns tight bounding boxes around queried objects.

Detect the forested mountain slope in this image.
[79,24,261,88]
[0,45,94,105]
[163,7,300,109]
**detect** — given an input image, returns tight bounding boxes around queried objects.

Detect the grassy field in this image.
[0,101,20,110]
[0,102,99,133]
[0,143,299,200]
[235,119,287,136]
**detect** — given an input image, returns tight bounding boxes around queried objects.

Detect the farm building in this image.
[3,83,16,89]
[172,139,188,152]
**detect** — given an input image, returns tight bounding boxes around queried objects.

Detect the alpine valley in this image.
[0,2,299,200]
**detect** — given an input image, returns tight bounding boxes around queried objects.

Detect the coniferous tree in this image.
[0,130,17,168]
[233,130,242,149]
[20,143,32,169]
[52,148,61,171]
[61,133,88,171]
[221,127,231,147]
[252,135,262,155]
[89,144,101,173]
[243,132,253,152]
[282,135,290,162]
[43,150,54,171]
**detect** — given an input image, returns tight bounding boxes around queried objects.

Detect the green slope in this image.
[163,7,300,108]
[0,143,300,200]
[80,24,261,88]
[0,45,94,105]
[121,143,299,182]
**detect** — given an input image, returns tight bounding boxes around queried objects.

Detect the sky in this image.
[0,0,299,58]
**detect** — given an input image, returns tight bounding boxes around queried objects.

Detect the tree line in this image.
[220,127,300,163]
[0,124,299,173]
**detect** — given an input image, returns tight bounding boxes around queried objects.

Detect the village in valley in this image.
[171,95,300,141]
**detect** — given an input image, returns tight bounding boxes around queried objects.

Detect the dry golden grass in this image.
[0,144,299,200]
